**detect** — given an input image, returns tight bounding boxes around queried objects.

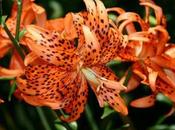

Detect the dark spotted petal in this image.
[81,25,101,65]
[61,73,88,122]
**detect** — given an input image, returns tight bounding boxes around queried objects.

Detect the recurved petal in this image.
[130,95,155,108]
[95,0,109,37]
[148,26,169,55]
[83,0,98,31]
[81,25,101,65]
[140,2,164,26]
[32,3,47,27]
[117,12,149,31]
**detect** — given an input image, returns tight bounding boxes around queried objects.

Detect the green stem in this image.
[85,105,99,130]
[0,77,15,80]
[2,22,25,60]
[119,114,136,130]
[0,0,2,23]
[15,0,22,41]
[36,107,52,130]
[8,80,17,101]
[53,110,73,130]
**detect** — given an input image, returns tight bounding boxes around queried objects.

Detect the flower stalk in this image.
[15,0,22,41]
[36,107,52,130]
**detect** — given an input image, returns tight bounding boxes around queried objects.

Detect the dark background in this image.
[0,0,175,130]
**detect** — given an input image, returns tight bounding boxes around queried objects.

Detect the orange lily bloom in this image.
[16,0,128,122]
[0,0,46,100]
[117,1,175,108]
[0,0,46,76]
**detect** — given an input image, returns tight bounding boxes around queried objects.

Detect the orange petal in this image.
[81,25,101,65]
[16,64,73,95]
[125,75,141,92]
[26,25,78,69]
[26,25,75,51]
[140,2,163,26]
[83,0,98,31]
[0,67,23,77]
[61,73,88,122]
[24,52,39,66]
[21,93,65,109]
[95,0,109,36]
[151,55,175,71]
[9,50,24,70]
[0,99,4,104]
[145,59,175,88]
[86,65,128,115]
[131,95,155,108]
[117,12,149,31]
[147,67,158,92]
[45,18,64,32]
[32,3,47,27]
[63,13,77,39]
[149,26,169,55]
[94,82,128,115]
[101,28,121,63]
[0,39,12,58]
[165,44,175,58]
[107,7,125,14]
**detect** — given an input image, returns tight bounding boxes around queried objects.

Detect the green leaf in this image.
[8,80,17,101]
[0,77,15,80]
[49,1,63,18]
[106,60,121,67]
[156,93,173,106]
[1,15,7,26]
[69,122,78,130]
[108,13,117,22]
[123,68,132,86]
[55,124,67,130]
[0,0,2,23]
[19,29,27,39]
[149,15,157,26]
[148,125,169,130]
[101,106,115,119]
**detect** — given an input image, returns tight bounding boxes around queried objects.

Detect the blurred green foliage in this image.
[1,0,175,130]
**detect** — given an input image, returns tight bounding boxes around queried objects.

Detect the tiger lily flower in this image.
[16,0,128,122]
[0,0,46,100]
[117,1,175,108]
[0,0,46,76]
